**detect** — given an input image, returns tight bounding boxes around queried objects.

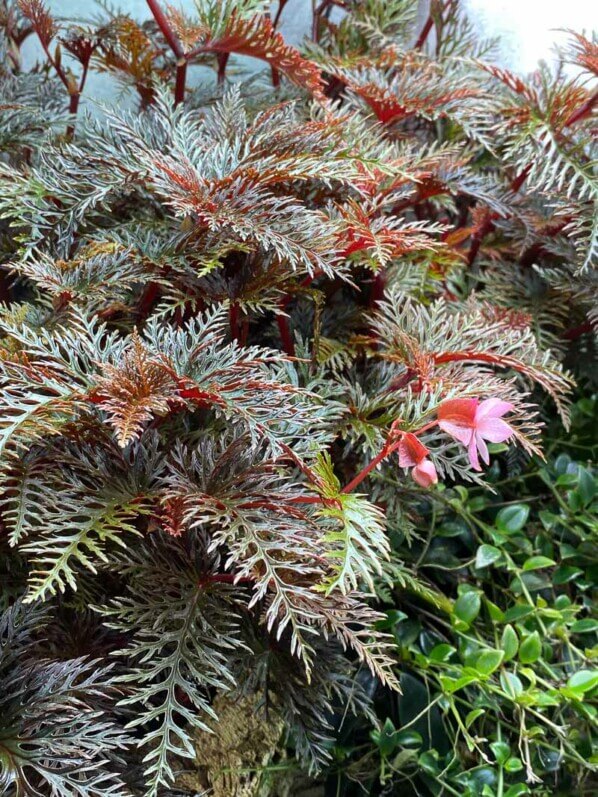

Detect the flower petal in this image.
[398,433,429,467]
[438,419,474,446]
[438,398,478,424]
[476,431,490,465]
[468,434,481,470]
[412,458,438,487]
[475,398,513,422]
[477,417,514,443]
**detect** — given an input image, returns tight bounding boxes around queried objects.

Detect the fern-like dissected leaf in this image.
[0,600,131,797]
[96,334,182,447]
[313,452,390,594]
[12,437,159,602]
[161,435,398,688]
[98,536,243,797]
[10,243,147,310]
[167,0,324,98]
[0,448,49,546]
[0,311,125,455]
[20,472,147,603]
[140,307,336,456]
[371,289,574,425]
[0,7,592,793]
[162,436,327,671]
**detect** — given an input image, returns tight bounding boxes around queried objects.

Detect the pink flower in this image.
[398,432,438,488]
[438,398,514,471]
[412,459,438,487]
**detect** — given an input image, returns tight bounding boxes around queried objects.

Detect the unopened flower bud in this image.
[412,458,438,488]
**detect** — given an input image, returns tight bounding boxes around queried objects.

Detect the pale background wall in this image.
[20,1,596,111]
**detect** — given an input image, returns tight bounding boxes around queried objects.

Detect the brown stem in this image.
[38,39,70,91]
[312,0,335,42]
[272,0,288,28]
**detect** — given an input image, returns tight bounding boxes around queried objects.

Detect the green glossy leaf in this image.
[518,632,542,664]
[576,467,595,506]
[504,604,533,623]
[490,740,510,765]
[500,671,524,699]
[440,674,479,693]
[371,717,398,756]
[504,784,530,797]
[474,649,504,675]
[453,592,481,626]
[475,544,502,569]
[567,670,598,695]
[496,504,529,533]
[465,708,485,728]
[429,643,456,662]
[571,618,598,634]
[395,730,422,748]
[522,556,555,571]
[553,565,583,585]
[500,625,519,661]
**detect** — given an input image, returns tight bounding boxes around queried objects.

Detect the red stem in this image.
[369,269,386,308]
[146,0,186,104]
[146,0,184,58]
[138,281,160,320]
[0,267,11,304]
[467,214,494,267]
[564,89,598,128]
[277,314,295,356]
[414,13,434,49]
[562,321,593,341]
[174,59,187,105]
[201,573,254,585]
[216,52,230,84]
[341,420,438,494]
[66,59,90,138]
[229,303,240,341]
[341,442,397,494]
[510,164,532,193]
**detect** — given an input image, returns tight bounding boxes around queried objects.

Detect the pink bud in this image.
[412,458,438,488]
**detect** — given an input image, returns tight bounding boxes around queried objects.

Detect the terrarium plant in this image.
[0,1,596,795]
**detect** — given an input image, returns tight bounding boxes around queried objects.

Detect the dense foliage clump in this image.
[0,1,596,795]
